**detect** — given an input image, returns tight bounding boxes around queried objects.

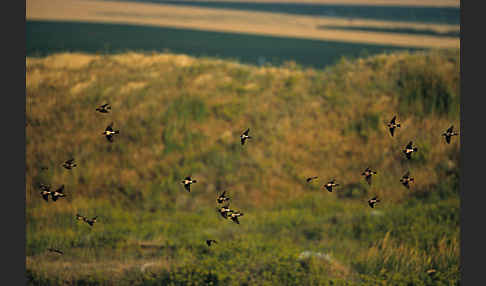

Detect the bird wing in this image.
[243,128,250,136]
[389,127,395,137]
[406,141,413,149]
[404,171,410,177]
[446,135,451,144]
[365,175,372,185]
[41,193,49,201]
[390,116,396,124]
[185,176,191,180]
[241,137,246,145]
[447,125,454,133]
[106,134,113,142]
[56,185,65,193]
[406,152,412,159]
[106,123,113,132]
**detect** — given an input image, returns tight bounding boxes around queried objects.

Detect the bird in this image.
[96,103,111,113]
[217,191,230,204]
[240,128,252,145]
[40,188,51,202]
[228,211,244,224]
[47,248,64,255]
[324,179,339,192]
[368,196,380,208]
[218,205,232,219]
[306,176,318,183]
[386,115,401,137]
[76,214,98,226]
[206,239,217,247]
[51,185,66,201]
[102,122,120,143]
[62,158,77,170]
[181,176,197,192]
[400,171,414,189]
[403,141,418,160]
[442,125,459,144]
[361,167,377,186]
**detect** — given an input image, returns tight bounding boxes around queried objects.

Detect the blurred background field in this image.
[26,0,460,285]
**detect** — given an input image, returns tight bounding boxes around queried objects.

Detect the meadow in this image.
[26,48,460,285]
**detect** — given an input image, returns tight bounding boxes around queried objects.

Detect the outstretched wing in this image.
[390,116,396,124]
[106,123,114,132]
[241,137,246,145]
[445,135,451,144]
[243,128,250,136]
[447,125,454,133]
[406,141,413,149]
[184,183,191,192]
[106,134,113,142]
[389,127,395,137]
[365,175,372,185]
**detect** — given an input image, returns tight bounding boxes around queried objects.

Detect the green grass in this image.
[26,48,460,285]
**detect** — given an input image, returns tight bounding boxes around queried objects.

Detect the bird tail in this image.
[114,130,120,134]
[192,180,197,183]
[397,124,401,127]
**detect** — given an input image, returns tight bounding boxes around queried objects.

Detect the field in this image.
[26,48,460,285]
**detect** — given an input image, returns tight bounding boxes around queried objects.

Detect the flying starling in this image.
[387,115,401,137]
[324,179,339,192]
[368,196,380,208]
[361,167,377,186]
[40,185,51,202]
[181,176,197,192]
[228,211,244,224]
[62,158,77,170]
[306,176,318,183]
[218,205,232,219]
[442,125,459,144]
[96,103,111,113]
[76,214,98,226]
[217,191,230,204]
[102,122,120,143]
[400,171,414,189]
[206,239,218,247]
[240,128,252,145]
[51,185,66,201]
[403,141,418,160]
[47,248,64,255]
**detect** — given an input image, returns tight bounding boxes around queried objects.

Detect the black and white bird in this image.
[76,214,98,226]
[47,248,64,255]
[181,176,197,192]
[442,125,459,144]
[102,122,120,143]
[39,184,51,202]
[403,141,418,160]
[306,176,318,183]
[240,128,252,145]
[62,158,77,170]
[218,205,232,219]
[228,211,244,224]
[400,171,415,189]
[96,103,111,113]
[361,167,377,186]
[324,179,339,192]
[368,196,380,208]
[206,239,218,247]
[387,115,401,137]
[51,185,66,202]
[217,191,230,204]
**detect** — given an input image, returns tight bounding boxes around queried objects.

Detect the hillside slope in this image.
[26,49,460,285]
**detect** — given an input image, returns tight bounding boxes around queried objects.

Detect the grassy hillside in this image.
[26,49,460,285]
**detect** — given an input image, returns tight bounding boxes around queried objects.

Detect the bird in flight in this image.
[368,196,380,208]
[217,191,230,204]
[387,115,401,137]
[47,248,64,255]
[240,128,252,145]
[39,184,51,202]
[361,167,377,186]
[96,103,111,113]
[306,176,318,183]
[62,158,77,170]
[400,171,414,189]
[76,214,98,226]
[324,179,339,192]
[442,125,459,144]
[51,185,66,201]
[102,122,120,143]
[206,239,218,247]
[403,141,418,160]
[181,176,197,192]
[218,205,232,219]
[228,211,244,224]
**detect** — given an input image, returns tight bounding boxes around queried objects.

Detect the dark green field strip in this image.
[106,0,460,25]
[318,25,459,38]
[26,20,416,69]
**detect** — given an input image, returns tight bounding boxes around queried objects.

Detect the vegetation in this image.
[26,48,460,285]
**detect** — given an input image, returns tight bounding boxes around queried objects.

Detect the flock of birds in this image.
[37,104,459,255]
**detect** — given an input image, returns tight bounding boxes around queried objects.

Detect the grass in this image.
[26,48,460,285]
